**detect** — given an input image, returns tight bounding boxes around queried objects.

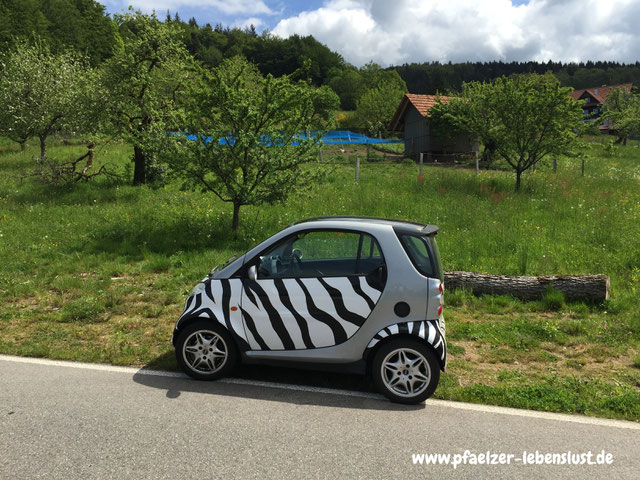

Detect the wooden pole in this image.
[475,151,479,176]
[553,156,557,173]
[366,139,370,161]
[419,152,423,174]
[355,156,360,182]
[318,145,323,163]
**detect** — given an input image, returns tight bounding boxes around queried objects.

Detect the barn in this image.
[389,94,477,161]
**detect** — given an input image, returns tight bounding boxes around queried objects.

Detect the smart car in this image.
[172,217,446,404]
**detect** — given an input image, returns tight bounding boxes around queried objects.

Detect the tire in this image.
[175,320,237,380]
[371,338,440,404]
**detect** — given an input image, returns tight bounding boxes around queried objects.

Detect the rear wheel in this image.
[372,338,440,404]
[175,320,237,380]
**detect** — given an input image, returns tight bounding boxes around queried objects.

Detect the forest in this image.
[2,0,640,111]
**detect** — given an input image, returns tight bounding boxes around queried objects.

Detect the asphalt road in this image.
[1,355,639,480]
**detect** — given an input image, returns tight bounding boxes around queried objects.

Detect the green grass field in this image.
[1,136,639,420]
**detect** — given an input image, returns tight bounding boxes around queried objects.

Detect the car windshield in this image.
[209,254,240,277]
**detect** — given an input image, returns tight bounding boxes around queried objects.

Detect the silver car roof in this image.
[293,216,439,235]
[213,216,439,278]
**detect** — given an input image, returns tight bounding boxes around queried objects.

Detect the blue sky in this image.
[102,1,639,67]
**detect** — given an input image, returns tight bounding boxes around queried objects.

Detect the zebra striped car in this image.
[173,217,446,404]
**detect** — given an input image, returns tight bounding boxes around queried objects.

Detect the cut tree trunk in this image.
[444,271,610,302]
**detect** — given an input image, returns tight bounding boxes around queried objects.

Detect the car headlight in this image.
[189,282,206,297]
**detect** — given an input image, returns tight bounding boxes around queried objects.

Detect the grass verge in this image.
[0,136,639,420]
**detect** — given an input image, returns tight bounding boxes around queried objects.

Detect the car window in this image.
[361,233,382,259]
[293,231,360,260]
[256,231,384,278]
[400,234,435,277]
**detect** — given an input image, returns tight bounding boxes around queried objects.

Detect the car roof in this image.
[292,216,439,235]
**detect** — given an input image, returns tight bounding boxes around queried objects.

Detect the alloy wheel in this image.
[380,347,431,397]
[182,330,228,374]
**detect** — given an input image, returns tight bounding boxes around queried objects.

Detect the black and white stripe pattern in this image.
[177,279,245,340]
[242,276,383,350]
[177,276,384,351]
[366,320,447,363]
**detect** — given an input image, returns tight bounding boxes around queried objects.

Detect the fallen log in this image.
[443,271,610,302]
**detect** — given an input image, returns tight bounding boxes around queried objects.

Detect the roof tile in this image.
[405,94,452,117]
[570,82,633,104]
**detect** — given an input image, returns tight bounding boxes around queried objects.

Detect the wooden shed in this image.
[389,94,477,161]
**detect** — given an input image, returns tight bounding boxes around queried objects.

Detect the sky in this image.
[102,0,640,67]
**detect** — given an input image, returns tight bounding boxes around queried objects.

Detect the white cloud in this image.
[272,0,640,66]
[234,17,266,30]
[108,0,274,16]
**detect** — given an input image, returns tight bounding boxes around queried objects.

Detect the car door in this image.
[240,230,387,351]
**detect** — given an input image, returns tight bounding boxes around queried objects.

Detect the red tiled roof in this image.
[405,94,452,116]
[569,82,632,104]
[389,94,452,131]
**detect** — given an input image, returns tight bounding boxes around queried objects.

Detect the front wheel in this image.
[371,338,440,404]
[175,320,237,380]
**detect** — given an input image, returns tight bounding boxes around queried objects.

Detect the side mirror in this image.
[248,265,257,281]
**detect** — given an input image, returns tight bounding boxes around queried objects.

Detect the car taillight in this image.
[438,306,443,316]
[439,283,443,294]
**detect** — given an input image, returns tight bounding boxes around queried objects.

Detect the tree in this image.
[602,88,640,145]
[356,79,406,137]
[0,0,118,65]
[0,40,95,158]
[328,68,365,110]
[172,57,340,231]
[430,74,585,191]
[101,10,195,185]
[359,62,407,92]
[0,0,49,49]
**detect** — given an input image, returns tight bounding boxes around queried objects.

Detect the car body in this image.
[172,216,446,404]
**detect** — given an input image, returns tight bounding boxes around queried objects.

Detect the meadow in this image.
[0,137,639,420]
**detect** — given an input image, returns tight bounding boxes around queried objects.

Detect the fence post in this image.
[475,151,479,176]
[366,139,370,161]
[318,144,323,163]
[581,158,585,176]
[553,156,557,173]
[356,156,360,182]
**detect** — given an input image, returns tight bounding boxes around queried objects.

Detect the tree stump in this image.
[444,271,610,302]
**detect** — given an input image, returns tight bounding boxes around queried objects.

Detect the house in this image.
[389,94,476,161]
[569,82,633,123]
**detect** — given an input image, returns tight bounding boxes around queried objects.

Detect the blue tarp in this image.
[306,130,403,145]
[184,130,403,146]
